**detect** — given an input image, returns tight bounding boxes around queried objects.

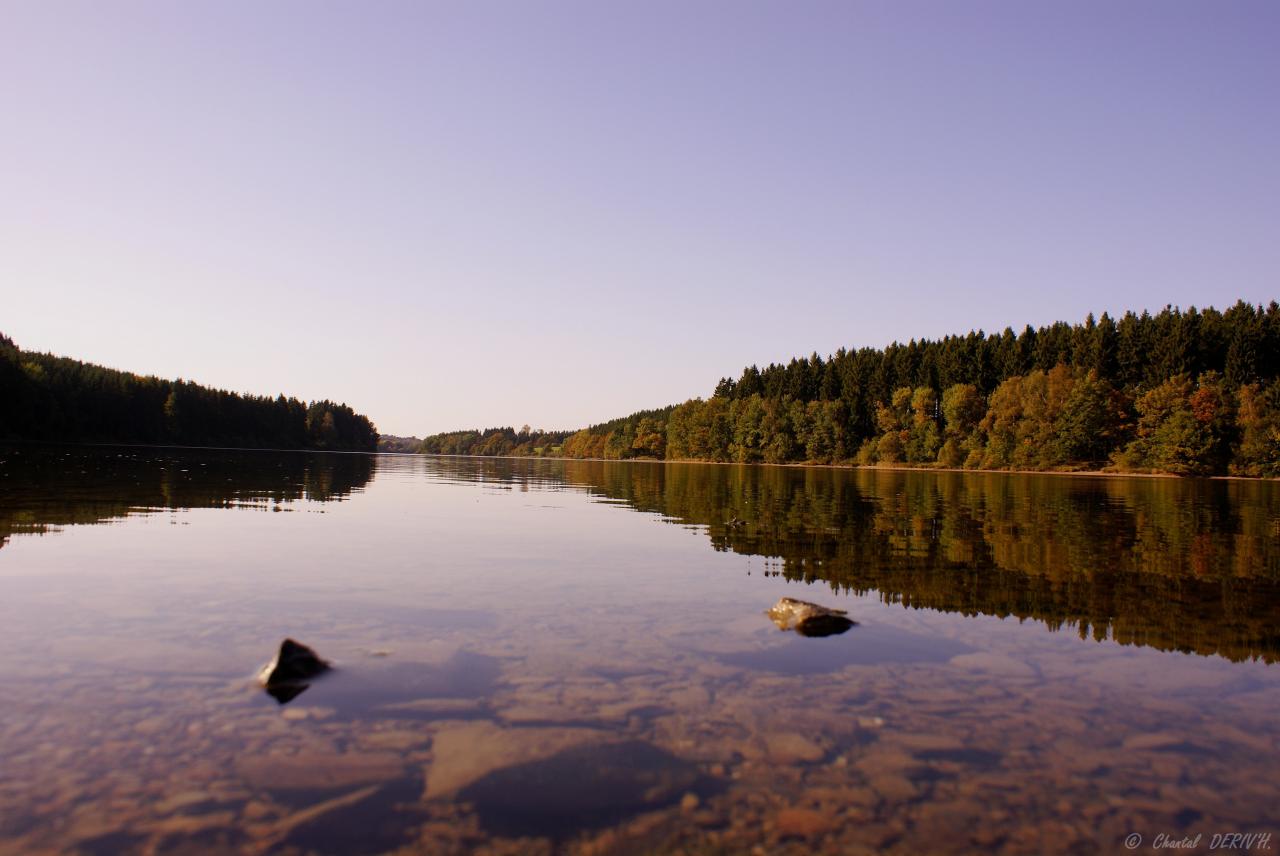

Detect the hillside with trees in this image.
[417,301,1280,477]
[411,408,677,461]
[376,434,424,454]
[416,425,575,457]
[0,335,378,452]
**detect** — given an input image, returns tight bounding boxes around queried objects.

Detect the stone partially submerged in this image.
[258,638,331,703]
[766,597,855,637]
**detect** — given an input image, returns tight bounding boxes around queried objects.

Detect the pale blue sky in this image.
[2,1,1277,435]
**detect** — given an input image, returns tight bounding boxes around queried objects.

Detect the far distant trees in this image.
[418,426,575,458]
[376,435,423,453]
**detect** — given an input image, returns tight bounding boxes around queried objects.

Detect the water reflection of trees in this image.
[334,456,1280,662]
[0,446,376,546]
[6,448,1277,662]
[553,462,1280,664]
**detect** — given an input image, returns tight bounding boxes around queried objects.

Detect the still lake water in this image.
[1,446,1278,855]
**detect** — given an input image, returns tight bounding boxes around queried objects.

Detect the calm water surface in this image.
[1,446,1278,855]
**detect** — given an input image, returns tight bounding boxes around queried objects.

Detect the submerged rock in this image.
[766,597,855,637]
[258,638,331,703]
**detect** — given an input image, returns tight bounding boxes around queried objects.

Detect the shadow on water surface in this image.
[277,773,426,856]
[459,740,718,840]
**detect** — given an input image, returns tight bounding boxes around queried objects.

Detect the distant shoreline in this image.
[6,440,1269,481]
[388,450,1273,482]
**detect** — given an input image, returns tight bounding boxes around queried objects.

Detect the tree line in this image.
[0,335,378,451]
[410,301,1280,477]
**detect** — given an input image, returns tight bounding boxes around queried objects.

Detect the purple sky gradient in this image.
[2,1,1277,435]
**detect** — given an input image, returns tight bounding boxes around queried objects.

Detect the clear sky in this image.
[2,1,1277,436]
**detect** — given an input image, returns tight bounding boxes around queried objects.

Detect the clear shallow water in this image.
[1,446,1278,855]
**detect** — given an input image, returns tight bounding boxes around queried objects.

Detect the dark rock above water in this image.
[766,597,855,637]
[258,638,331,703]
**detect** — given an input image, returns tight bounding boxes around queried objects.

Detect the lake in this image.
[1,446,1278,855]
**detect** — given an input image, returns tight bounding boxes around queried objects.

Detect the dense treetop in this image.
[1,336,377,452]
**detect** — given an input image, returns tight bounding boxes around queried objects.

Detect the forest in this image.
[411,302,1280,477]
[0,335,378,452]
